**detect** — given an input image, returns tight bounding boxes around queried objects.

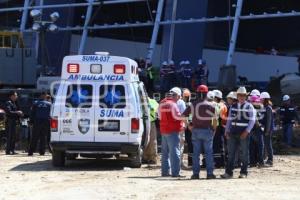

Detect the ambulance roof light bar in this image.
[95,52,110,55]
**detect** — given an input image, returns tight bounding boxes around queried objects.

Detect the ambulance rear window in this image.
[99,85,126,109]
[66,84,93,108]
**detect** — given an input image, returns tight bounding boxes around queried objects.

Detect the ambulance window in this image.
[66,85,93,108]
[99,85,126,109]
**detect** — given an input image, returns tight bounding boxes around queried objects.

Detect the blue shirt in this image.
[31,100,52,120]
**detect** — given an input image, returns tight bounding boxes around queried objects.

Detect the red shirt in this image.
[159,98,183,134]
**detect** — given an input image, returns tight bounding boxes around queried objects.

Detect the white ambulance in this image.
[50,52,150,168]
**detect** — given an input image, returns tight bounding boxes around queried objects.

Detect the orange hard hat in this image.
[197,85,208,93]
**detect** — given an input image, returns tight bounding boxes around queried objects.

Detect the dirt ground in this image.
[0,152,300,200]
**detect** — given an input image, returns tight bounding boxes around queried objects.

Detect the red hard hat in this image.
[197,85,208,93]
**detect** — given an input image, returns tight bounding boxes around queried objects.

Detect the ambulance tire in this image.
[52,150,65,167]
[129,148,142,168]
[66,153,78,160]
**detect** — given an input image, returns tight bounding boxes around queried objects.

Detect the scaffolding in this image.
[1,0,300,65]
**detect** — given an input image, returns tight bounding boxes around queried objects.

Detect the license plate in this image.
[98,120,120,131]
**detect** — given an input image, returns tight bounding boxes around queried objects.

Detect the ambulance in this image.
[50,52,150,168]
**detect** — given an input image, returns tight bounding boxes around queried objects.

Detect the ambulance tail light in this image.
[67,63,79,73]
[131,118,139,133]
[50,117,58,132]
[114,64,126,74]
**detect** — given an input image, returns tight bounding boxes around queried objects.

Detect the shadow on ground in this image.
[9,158,133,172]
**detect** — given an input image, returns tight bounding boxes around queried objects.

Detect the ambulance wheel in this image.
[66,153,78,160]
[129,148,142,168]
[52,150,65,167]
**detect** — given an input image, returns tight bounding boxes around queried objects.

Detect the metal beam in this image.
[226,0,243,65]
[20,11,300,33]
[78,0,94,54]
[167,0,178,62]
[0,0,148,13]
[146,0,164,64]
[20,0,30,32]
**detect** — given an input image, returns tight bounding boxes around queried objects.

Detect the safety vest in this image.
[229,102,252,134]
[279,105,297,124]
[148,98,159,122]
[216,101,228,127]
[182,67,193,78]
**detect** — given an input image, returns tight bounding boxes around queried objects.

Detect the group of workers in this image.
[3,91,52,156]
[160,59,209,93]
[144,85,299,179]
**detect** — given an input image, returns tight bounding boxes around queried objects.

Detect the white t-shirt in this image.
[177,99,186,114]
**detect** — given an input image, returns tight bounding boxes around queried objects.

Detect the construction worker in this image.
[182,85,217,180]
[170,87,187,169]
[221,87,256,179]
[226,92,237,108]
[4,91,24,155]
[249,95,264,167]
[145,62,155,94]
[278,95,300,148]
[182,88,193,167]
[28,92,52,156]
[249,89,260,101]
[158,90,183,177]
[160,61,169,93]
[168,60,176,88]
[177,61,185,87]
[260,92,274,166]
[143,96,159,164]
[195,59,208,85]
[213,90,228,168]
[182,61,193,89]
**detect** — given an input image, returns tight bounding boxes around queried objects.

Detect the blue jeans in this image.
[226,133,250,175]
[192,128,214,176]
[264,133,273,162]
[283,123,293,146]
[161,132,181,176]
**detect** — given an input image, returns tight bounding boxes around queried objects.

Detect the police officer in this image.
[195,59,208,85]
[5,91,24,155]
[28,92,52,156]
[278,95,300,148]
[182,61,193,89]
[168,60,176,88]
[221,87,256,179]
[160,61,169,93]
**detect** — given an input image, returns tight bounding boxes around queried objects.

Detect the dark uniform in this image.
[182,65,193,89]
[28,99,52,155]
[279,105,299,146]
[4,100,21,154]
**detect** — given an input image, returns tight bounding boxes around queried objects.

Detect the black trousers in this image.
[29,120,50,155]
[213,126,226,168]
[6,120,17,153]
[185,128,193,166]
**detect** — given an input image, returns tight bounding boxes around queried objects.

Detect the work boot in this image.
[220,173,233,179]
[257,162,266,168]
[238,174,247,179]
[191,174,200,180]
[207,174,216,180]
[265,160,273,167]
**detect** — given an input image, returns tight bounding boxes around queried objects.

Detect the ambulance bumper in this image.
[50,142,140,154]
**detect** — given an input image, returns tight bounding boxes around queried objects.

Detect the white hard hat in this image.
[227,91,237,99]
[185,60,190,65]
[237,87,248,95]
[198,59,206,65]
[260,92,271,99]
[169,60,175,65]
[283,95,290,101]
[207,91,215,100]
[170,87,182,96]
[214,90,223,99]
[180,61,185,65]
[250,89,260,97]
[162,61,168,65]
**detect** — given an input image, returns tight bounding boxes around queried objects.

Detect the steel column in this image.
[167,0,178,61]
[226,0,244,65]
[20,0,30,32]
[78,0,94,54]
[146,0,164,64]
